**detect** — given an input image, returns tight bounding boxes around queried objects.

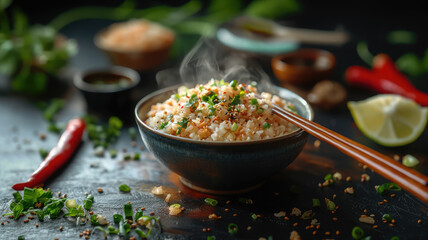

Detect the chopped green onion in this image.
[230,80,238,88]
[123,154,132,160]
[83,199,93,211]
[119,184,131,193]
[402,154,419,167]
[113,214,123,223]
[263,122,271,129]
[124,203,133,220]
[90,214,99,226]
[109,149,117,158]
[204,198,218,206]
[251,213,258,220]
[324,174,334,181]
[230,95,241,105]
[231,123,238,132]
[250,81,257,87]
[312,198,320,207]
[128,127,137,140]
[12,192,22,202]
[256,108,264,115]
[352,226,365,239]
[326,199,336,211]
[390,236,400,240]
[39,148,48,159]
[250,98,259,106]
[86,194,94,201]
[228,223,238,235]
[18,236,25,240]
[119,219,130,235]
[135,211,143,220]
[133,153,140,160]
[207,236,216,240]
[239,91,245,97]
[36,210,44,222]
[170,203,181,208]
[382,213,393,222]
[108,225,119,234]
[376,183,401,195]
[93,226,107,238]
[135,228,151,238]
[43,98,65,122]
[65,199,77,209]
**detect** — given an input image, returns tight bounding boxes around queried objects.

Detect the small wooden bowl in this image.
[94,20,175,71]
[271,48,336,86]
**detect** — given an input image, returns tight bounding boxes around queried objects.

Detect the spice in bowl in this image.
[94,19,175,71]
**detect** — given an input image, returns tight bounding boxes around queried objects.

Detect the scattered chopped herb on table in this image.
[119,184,131,193]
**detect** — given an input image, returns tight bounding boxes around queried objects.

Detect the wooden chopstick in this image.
[272,104,428,203]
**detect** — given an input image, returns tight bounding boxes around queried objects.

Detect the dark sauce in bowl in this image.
[83,73,133,90]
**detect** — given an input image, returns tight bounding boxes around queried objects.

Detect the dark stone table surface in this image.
[1,1,428,239]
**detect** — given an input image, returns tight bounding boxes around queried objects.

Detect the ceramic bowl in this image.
[94,20,175,71]
[272,48,336,86]
[73,66,140,120]
[135,85,313,194]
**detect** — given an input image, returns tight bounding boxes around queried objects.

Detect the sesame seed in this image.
[89,211,94,215]
[332,217,338,221]
[97,188,103,193]
[325,232,330,235]
[336,230,340,235]
[1,222,4,225]
[60,226,63,231]
[293,222,298,227]
[389,223,394,227]
[373,225,378,229]
[36,223,39,227]
[313,231,317,235]
[24,219,29,223]
[418,219,422,224]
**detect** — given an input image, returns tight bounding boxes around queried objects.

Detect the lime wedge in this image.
[348,94,428,147]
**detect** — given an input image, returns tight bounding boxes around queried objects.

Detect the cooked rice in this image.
[146,80,297,141]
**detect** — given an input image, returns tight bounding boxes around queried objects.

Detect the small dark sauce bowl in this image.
[73,66,140,120]
[135,85,313,195]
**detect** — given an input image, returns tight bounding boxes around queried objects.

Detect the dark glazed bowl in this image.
[272,48,336,86]
[135,85,313,194]
[73,66,140,120]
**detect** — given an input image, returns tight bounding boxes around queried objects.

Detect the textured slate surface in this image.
[1,8,428,240]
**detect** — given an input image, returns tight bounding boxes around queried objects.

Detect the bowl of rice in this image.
[135,80,313,194]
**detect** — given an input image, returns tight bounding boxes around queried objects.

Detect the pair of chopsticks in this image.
[272,104,428,203]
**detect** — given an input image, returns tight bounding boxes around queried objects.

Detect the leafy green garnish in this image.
[263,122,271,129]
[176,117,189,135]
[90,214,99,226]
[256,108,265,115]
[185,93,198,109]
[64,205,85,217]
[159,122,168,129]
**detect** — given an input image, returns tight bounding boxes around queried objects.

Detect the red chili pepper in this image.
[12,118,86,190]
[345,53,428,106]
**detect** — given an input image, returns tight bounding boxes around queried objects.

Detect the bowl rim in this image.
[73,65,140,93]
[135,84,314,146]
